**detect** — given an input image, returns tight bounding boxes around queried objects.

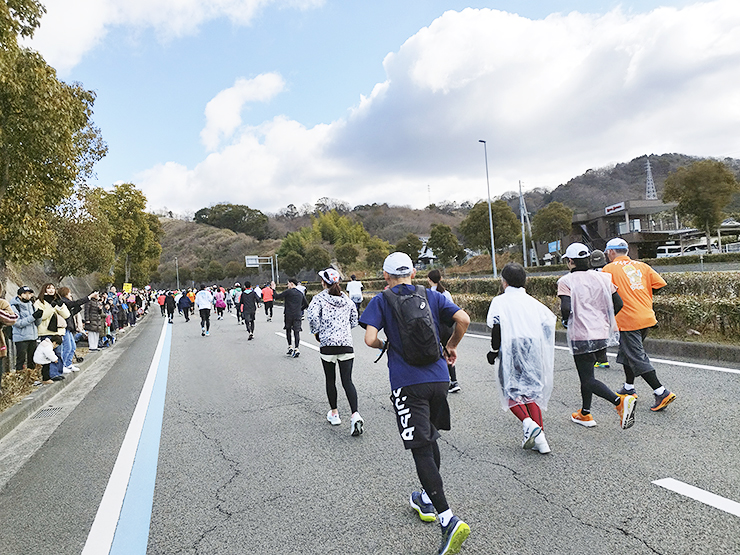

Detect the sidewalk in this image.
[0,321,148,441]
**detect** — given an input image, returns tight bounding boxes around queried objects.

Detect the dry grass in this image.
[0,365,42,413]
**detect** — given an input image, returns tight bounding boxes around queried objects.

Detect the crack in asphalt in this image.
[173,403,243,555]
[439,437,664,555]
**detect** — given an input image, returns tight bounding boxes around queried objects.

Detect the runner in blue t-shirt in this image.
[360,252,471,555]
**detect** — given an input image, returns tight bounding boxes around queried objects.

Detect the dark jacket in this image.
[177,294,192,311]
[164,294,177,312]
[274,288,308,319]
[61,296,90,332]
[84,300,103,333]
[239,290,260,314]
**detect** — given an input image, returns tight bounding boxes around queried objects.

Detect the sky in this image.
[27,0,740,215]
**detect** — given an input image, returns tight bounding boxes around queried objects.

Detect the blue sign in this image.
[548,240,561,253]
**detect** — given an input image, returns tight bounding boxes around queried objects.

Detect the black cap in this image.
[18,286,33,295]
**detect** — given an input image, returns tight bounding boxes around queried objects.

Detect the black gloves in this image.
[33,309,43,319]
[487,351,498,365]
[52,299,64,307]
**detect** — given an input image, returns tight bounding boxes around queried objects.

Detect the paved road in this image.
[0,308,738,555]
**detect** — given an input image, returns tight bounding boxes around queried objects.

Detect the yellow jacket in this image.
[34,298,71,336]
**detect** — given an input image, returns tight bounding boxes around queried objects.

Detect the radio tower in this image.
[645,156,658,200]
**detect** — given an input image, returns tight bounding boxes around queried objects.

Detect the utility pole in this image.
[479,140,497,278]
[175,256,180,290]
[519,180,527,267]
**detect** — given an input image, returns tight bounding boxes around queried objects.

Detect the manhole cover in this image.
[31,407,63,420]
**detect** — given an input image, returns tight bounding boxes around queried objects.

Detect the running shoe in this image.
[615,394,637,429]
[409,491,436,522]
[522,420,541,449]
[350,412,364,436]
[205,331,210,337]
[448,381,461,393]
[62,366,73,374]
[292,350,300,358]
[438,516,470,555]
[201,327,205,336]
[616,385,637,399]
[327,410,341,425]
[248,334,253,340]
[571,410,596,427]
[650,389,676,412]
[532,431,551,454]
[287,348,294,356]
[594,362,610,368]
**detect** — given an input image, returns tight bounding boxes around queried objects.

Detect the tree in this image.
[224,260,242,278]
[335,243,359,266]
[280,251,304,277]
[395,233,423,262]
[0,2,107,267]
[427,224,461,266]
[304,245,331,271]
[531,201,573,244]
[193,203,269,239]
[49,187,115,280]
[99,183,162,285]
[207,260,224,281]
[664,160,740,247]
[459,200,520,251]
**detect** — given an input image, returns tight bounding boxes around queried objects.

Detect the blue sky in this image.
[29,0,738,215]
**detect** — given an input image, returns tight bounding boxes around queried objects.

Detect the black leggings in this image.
[411,442,448,514]
[244,313,255,334]
[264,301,273,317]
[574,350,619,411]
[217,307,224,317]
[321,357,358,413]
[199,309,211,331]
[14,340,36,371]
[623,367,662,390]
[286,329,300,348]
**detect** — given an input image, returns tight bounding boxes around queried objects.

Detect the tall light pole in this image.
[479,140,497,277]
[175,256,180,290]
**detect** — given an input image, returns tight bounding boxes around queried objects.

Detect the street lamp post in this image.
[175,256,180,290]
[479,140,497,277]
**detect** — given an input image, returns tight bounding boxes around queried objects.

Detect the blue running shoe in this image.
[409,491,436,522]
[438,516,470,555]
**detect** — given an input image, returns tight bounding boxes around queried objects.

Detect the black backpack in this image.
[382,285,441,366]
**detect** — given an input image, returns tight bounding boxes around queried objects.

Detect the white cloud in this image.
[200,73,286,151]
[136,1,740,213]
[28,0,325,74]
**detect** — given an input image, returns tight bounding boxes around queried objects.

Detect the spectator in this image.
[0,283,19,382]
[10,286,40,372]
[34,283,71,380]
[85,293,104,352]
[33,335,64,384]
[59,287,97,373]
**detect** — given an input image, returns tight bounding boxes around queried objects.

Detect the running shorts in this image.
[390,382,450,450]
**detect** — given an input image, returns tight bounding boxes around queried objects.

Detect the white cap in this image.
[383,252,414,276]
[318,268,341,285]
[564,242,590,259]
[605,237,629,250]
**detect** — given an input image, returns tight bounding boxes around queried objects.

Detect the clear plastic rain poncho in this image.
[486,287,556,411]
[558,270,620,355]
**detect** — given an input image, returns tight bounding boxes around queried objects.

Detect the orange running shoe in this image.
[571,410,596,427]
[616,394,637,429]
[650,390,676,412]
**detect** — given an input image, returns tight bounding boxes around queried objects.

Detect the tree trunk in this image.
[125,253,131,283]
[705,224,712,254]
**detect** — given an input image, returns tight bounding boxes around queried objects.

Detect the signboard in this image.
[548,240,561,253]
[122,283,133,293]
[245,255,260,268]
[605,202,626,215]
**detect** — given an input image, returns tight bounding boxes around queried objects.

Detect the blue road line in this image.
[109,324,172,554]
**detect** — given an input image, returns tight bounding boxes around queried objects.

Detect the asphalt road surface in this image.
[0,306,738,555]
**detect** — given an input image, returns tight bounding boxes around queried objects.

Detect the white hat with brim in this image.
[564,242,590,259]
[605,238,629,250]
[383,252,414,276]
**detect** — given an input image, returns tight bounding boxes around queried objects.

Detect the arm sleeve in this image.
[490,323,501,351]
[612,291,623,315]
[559,295,571,322]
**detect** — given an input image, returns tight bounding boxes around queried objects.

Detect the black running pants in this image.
[321,357,358,413]
[14,340,36,371]
[574,349,618,411]
[411,442,448,514]
[199,309,211,331]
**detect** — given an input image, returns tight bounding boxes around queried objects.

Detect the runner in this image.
[602,238,676,411]
[177,291,192,322]
[589,249,610,369]
[214,288,226,320]
[239,281,260,340]
[272,278,308,358]
[427,269,460,394]
[195,284,214,337]
[307,268,364,435]
[486,263,555,454]
[360,252,471,555]
[346,274,364,314]
[157,291,166,317]
[232,283,243,324]
[261,283,274,321]
[558,243,636,429]
[164,291,176,323]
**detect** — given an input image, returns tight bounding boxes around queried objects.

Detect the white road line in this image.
[81,319,169,555]
[653,478,740,518]
[274,331,320,352]
[466,333,740,374]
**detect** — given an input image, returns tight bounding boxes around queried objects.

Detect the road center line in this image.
[274,331,320,352]
[82,319,171,555]
[466,333,740,374]
[652,478,740,518]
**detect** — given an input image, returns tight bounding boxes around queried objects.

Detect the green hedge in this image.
[642,252,740,266]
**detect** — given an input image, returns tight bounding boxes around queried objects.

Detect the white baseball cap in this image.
[605,237,629,250]
[383,252,414,276]
[564,242,590,259]
[318,268,341,285]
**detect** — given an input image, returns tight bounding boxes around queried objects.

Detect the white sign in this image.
[245,255,259,268]
[605,202,626,215]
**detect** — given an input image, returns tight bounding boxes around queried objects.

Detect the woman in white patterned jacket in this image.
[307,268,364,437]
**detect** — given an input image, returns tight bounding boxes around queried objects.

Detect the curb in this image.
[467,322,740,365]
[0,318,148,442]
